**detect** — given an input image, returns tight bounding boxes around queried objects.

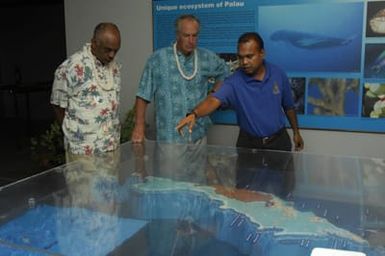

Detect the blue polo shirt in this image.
[212,61,294,138]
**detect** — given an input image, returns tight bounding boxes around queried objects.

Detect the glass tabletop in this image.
[0,140,384,256]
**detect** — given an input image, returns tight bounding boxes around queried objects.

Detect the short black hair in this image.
[175,14,200,34]
[237,32,264,50]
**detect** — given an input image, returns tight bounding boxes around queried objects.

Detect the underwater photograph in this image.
[307,78,359,116]
[258,2,363,72]
[364,44,385,78]
[366,1,385,37]
[362,82,385,118]
[288,77,305,115]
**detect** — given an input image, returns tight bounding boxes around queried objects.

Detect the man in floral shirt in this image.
[51,22,121,156]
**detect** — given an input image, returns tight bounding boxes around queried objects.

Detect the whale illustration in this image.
[270,29,354,49]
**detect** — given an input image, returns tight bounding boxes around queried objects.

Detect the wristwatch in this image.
[186,110,198,118]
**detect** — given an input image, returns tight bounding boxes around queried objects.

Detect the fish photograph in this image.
[364,44,385,78]
[288,77,305,114]
[258,2,363,72]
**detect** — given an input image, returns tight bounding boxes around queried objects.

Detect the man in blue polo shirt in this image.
[176,32,304,151]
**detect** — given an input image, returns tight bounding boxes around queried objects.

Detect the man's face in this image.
[176,19,199,56]
[237,40,265,76]
[91,30,121,65]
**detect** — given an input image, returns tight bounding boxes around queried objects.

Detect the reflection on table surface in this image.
[0,140,384,256]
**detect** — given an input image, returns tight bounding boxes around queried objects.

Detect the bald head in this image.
[91,22,121,65]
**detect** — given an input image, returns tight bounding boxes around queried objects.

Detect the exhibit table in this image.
[0,141,384,255]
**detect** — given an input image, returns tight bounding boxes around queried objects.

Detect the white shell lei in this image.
[173,42,198,80]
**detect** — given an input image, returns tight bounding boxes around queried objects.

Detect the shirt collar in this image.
[240,60,270,83]
[172,42,195,61]
[85,43,115,68]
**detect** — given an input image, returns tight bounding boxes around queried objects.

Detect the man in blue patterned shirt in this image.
[131,14,229,144]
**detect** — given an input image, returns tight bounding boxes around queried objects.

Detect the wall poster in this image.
[153,0,385,133]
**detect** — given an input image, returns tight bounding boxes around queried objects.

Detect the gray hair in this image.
[174,14,200,34]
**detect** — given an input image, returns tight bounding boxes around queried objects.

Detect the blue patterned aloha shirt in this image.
[137,44,229,143]
[51,44,121,155]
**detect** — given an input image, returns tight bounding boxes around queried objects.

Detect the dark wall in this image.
[0,1,66,120]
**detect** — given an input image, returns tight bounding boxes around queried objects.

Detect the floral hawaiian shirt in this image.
[51,44,121,155]
[137,44,229,143]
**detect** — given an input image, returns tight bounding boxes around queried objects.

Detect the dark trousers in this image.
[236,128,292,151]
[235,128,295,199]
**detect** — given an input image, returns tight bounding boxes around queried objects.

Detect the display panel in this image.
[0,141,384,255]
[153,0,385,133]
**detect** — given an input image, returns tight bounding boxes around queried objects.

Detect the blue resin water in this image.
[0,176,384,256]
[129,177,384,256]
[0,205,148,256]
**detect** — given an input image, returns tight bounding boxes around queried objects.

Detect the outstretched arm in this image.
[285,108,304,151]
[176,95,222,136]
[131,97,148,143]
[209,81,223,94]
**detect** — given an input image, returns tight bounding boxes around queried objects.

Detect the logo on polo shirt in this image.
[272,82,280,94]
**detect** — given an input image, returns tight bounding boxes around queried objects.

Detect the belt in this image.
[260,128,285,145]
